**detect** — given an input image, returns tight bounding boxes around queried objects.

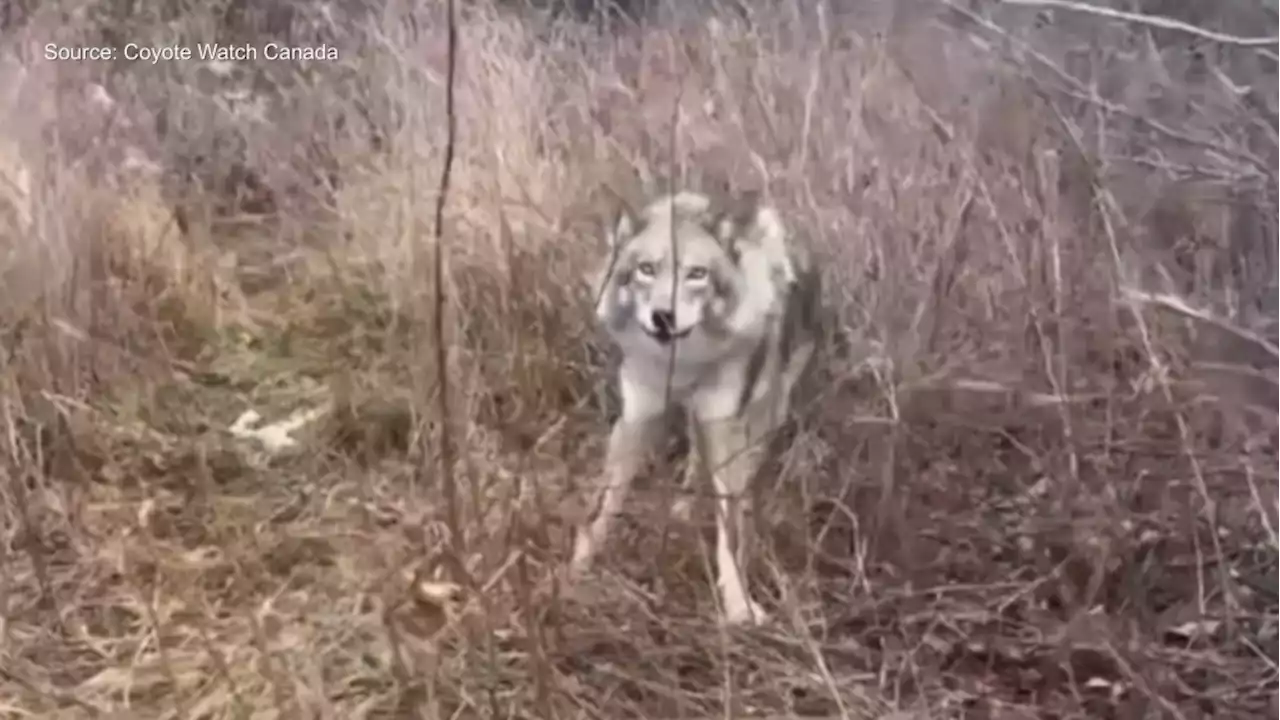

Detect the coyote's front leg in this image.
[570,415,661,577]
[698,417,768,626]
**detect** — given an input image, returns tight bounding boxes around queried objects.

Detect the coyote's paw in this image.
[723,597,770,627]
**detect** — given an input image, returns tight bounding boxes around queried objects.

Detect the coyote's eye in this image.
[685,266,709,281]
[636,262,657,277]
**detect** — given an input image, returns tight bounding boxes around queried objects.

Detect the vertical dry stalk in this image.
[433,0,461,564]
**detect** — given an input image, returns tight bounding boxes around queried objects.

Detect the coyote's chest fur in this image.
[616,312,797,422]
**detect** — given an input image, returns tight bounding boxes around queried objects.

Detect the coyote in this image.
[570,190,822,625]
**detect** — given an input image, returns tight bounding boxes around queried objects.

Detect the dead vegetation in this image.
[0,0,1276,718]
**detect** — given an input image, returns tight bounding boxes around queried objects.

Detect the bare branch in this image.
[1003,0,1280,48]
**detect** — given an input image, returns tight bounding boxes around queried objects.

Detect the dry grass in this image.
[1,0,1276,717]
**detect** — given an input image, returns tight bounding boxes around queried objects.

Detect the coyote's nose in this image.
[650,310,675,336]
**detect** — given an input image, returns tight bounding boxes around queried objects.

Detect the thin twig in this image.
[942,0,1273,177]
[1123,287,1280,360]
[1001,0,1280,49]
[433,0,461,562]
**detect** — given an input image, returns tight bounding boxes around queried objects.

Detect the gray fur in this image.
[570,190,822,626]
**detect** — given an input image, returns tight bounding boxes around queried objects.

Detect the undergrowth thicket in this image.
[0,0,1276,717]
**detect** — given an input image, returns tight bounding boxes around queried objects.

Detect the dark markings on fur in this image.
[700,266,737,341]
[705,209,743,261]
[736,262,822,417]
[780,263,823,367]
[701,313,730,341]
[736,326,771,416]
[601,249,637,331]
[705,188,761,246]
[627,215,649,240]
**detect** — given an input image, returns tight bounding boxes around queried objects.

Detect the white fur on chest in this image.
[614,330,778,422]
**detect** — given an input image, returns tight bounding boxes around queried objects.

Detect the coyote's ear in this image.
[706,189,773,248]
[606,204,638,250]
[705,190,765,249]
[706,191,797,286]
[748,203,798,286]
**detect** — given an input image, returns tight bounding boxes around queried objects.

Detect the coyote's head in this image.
[594,191,796,347]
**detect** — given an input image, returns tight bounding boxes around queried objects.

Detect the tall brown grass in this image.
[1,0,1275,717]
